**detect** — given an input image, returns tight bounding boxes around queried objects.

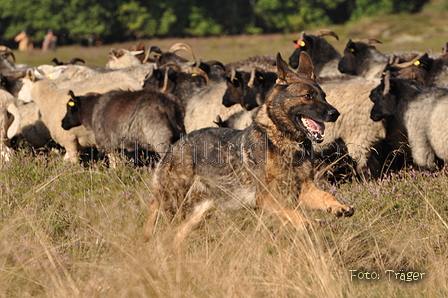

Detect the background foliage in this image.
[0,0,431,47]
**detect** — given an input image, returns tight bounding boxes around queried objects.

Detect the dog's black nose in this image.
[327,109,340,122]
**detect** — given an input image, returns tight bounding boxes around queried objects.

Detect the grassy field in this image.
[2,0,448,297]
[1,148,447,297]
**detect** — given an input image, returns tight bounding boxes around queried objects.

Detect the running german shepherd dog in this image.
[143,52,354,246]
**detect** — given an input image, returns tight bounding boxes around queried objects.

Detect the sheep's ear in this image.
[68,90,76,100]
[26,68,35,82]
[297,51,315,79]
[347,39,355,52]
[67,90,77,107]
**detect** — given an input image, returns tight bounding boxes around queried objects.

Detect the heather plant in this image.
[1,147,447,297]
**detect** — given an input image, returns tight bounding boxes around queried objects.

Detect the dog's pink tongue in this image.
[302,116,325,134]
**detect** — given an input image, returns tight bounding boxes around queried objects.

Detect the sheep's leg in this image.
[258,192,312,229]
[345,142,371,177]
[299,179,354,218]
[62,142,80,163]
[408,130,435,170]
[173,199,214,252]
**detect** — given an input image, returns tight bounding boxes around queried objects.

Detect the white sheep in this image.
[183,82,251,133]
[55,71,143,91]
[318,77,387,177]
[37,64,97,84]
[14,101,52,148]
[105,48,144,69]
[17,69,143,163]
[0,89,21,161]
[37,63,155,87]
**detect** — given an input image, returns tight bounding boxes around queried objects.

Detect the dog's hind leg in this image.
[143,197,161,242]
[173,199,215,252]
[299,179,354,217]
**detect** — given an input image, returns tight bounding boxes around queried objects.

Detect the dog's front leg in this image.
[258,192,311,229]
[299,179,354,217]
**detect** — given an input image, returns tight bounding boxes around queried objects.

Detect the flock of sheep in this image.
[1,29,447,180]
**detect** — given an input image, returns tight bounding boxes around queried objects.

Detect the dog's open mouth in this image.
[299,115,325,143]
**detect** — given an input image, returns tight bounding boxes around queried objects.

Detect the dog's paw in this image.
[327,204,355,218]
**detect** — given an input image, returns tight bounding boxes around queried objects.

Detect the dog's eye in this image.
[303,94,312,101]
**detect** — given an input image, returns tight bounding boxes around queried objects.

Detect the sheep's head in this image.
[0,45,15,62]
[288,30,339,69]
[338,38,383,76]
[17,68,44,103]
[369,71,396,121]
[105,48,143,69]
[61,91,83,130]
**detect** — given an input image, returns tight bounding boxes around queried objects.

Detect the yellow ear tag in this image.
[350,48,355,52]
[414,61,421,66]
[1,81,5,86]
[300,41,305,47]
[258,76,264,80]
[191,73,198,76]
[68,101,75,107]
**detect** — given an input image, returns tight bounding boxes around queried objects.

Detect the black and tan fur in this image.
[143,52,354,247]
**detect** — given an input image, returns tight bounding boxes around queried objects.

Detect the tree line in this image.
[0,0,429,47]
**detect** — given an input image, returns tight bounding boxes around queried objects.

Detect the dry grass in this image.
[1,147,448,297]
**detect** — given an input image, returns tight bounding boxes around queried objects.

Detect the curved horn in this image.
[159,69,169,93]
[182,66,210,86]
[26,68,36,82]
[142,48,151,63]
[383,70,391,96]
[159,63,182,72]
[0,45,13,52]
[299,31,306,42]
[247,68,256,88]
[1,51,15,62]
[6,102,21,139]
[393,52,427,68]
[314,29,339,41]
[361,38,383,45]
[230,67,236,82]
[168,43,196,61]
[0,45,15,62]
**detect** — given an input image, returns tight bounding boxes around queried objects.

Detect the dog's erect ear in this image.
[276,52,294,84]
[297,52,315,79]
